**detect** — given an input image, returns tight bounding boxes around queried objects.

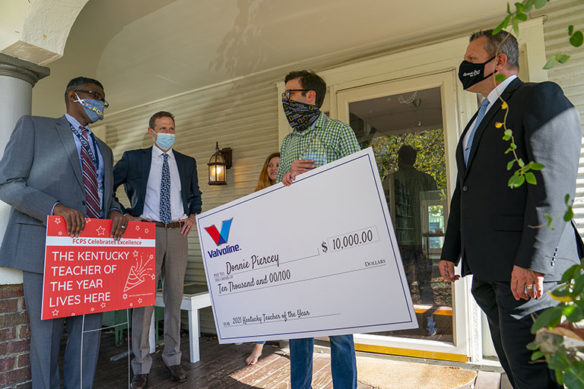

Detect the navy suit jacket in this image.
[441,79,582,282]
[113,147,202,218]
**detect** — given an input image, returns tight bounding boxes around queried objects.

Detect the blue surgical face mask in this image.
[156,133,175,150]
[74,93,105,123]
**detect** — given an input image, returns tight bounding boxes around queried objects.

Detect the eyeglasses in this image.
[75,89,110,108]
[282,89,307,100]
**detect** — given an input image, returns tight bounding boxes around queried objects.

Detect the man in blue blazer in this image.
[440,30,582,388]
[0,76,127,388]
[113,111,202,388]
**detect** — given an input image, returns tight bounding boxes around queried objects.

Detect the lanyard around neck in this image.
[71,125,100,171]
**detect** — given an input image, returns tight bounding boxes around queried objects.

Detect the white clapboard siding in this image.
[537,0,584,234]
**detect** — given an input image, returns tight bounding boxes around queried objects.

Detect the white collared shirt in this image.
[463,75,517,151]
[141,146,187,222]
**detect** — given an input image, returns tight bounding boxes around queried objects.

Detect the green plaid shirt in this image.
[277,112,361,182]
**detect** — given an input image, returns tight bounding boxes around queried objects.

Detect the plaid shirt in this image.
[277,112,361,182]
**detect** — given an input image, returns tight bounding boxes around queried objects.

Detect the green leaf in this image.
[518,158,525,167]
[514,2,524,13]
[525,172,537,185]
[505,147,513,154]
[495,73,508,83]
[567,305,584,323]
[569,25,574,36]
[516,12,528,21]
[543,56,557,70]
[512,17,520,35]
[494,15,512,35]
[545,213,554,229]
[565,194,571,204]
[564,207,574,222]
[508,174,525,188]
[507,160,516,171]
[531,162,545,170]
[532,306,564,333]
[561,264,581,283]
[563,368,584,389]
[562,304,576,317]
[507,2,511,14]
[552,284,571,297]
[527,340,540,350]
[574,273,584,294]
[504,129,513,137]
[531,351,545,361]
[502,135,511,141]
[557,54,571,63]
[570,31,584,47]
[534,0,547,8]
[555,369,565,386]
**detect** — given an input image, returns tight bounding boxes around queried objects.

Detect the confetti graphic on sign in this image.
[123,256,153,292]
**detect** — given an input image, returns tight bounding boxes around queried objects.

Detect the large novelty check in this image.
[197,148,417,343]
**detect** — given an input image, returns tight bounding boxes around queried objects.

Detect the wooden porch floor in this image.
[93,333,374,388]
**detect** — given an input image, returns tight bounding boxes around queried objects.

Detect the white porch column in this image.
[0,53,49,284]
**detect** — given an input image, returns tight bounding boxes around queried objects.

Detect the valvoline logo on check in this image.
[204,218,241,258]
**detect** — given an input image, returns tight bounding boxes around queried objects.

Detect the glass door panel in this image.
[349,87,452,343]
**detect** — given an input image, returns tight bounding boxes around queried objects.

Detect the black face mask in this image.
[458,56,496,90]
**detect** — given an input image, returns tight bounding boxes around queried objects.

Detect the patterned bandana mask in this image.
[282,97,320,132]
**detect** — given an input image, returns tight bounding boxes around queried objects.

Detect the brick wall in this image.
[0,284,31,389]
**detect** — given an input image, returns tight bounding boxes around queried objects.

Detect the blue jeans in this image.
[289,335,357,389]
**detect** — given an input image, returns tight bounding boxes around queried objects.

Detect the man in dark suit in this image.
[0,76,127,389]
[113,111,202,388]
[440,30,582,389]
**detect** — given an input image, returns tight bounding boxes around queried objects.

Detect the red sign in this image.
[42,216,156,320]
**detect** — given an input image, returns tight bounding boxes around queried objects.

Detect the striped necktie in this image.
[464,98,490,166]
[160,153,171,224]
[79,127,100,218]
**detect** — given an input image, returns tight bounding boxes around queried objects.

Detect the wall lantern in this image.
[208,142,232,185]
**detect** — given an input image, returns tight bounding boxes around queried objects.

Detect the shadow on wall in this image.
[209,0,271,77]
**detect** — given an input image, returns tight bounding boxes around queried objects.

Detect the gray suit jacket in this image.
[0,115,121,273]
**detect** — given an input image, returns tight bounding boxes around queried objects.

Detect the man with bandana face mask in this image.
[0,76,127,388]
[113,111,201,389]
[440,30,582,389]
[277,70,360,389]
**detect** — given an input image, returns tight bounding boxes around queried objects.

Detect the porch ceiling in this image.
[32,0,510,117]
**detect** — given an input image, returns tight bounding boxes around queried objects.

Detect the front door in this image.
[336,71,476,361]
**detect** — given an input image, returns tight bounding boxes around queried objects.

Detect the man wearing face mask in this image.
[277,70,360,389]
[0,76,127,388]
[113,111,201,388]
[439,30,582,388]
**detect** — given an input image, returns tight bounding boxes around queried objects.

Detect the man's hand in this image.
[439,260,460,282]
[282,159,315,186]
[290,159,315,177]
[53,204,85,237]
[511,265,544,301]
[109,210,128,241]
[179,214,197,236]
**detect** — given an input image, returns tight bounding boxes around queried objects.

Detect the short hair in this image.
[398,145,417,166]
[284,70,327,108]
[149,111,175,130]
[470,29,519,70]
[64,76,104,105]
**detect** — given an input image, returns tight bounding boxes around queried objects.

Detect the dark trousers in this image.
[23,272,102,389]
[471,277,561,389]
